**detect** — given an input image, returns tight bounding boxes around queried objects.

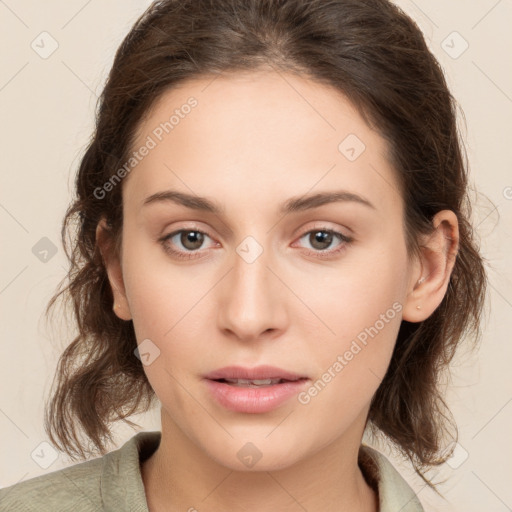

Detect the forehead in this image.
[125,70,402,216]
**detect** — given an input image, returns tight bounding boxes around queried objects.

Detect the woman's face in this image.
[111,70,421,470]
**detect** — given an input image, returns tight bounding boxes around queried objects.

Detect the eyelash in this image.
[159,226,353,261]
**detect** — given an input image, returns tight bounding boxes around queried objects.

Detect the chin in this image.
[201,438,309,473]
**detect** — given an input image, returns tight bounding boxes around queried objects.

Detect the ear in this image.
[402,210,459,323]
[95,217,132,321]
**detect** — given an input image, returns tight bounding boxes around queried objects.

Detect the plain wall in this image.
[1,1,511,510]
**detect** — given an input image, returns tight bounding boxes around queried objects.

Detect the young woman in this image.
[0,0,487,510]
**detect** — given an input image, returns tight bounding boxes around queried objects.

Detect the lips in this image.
[203,366,310,413]
[203,365,307,382]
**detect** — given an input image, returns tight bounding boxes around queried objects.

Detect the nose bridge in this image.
[217,234,286,340]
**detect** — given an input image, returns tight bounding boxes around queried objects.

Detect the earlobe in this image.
[95,218,132,321]
[402,210,459,323]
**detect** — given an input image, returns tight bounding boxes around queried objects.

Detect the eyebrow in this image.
[142,189,376,214]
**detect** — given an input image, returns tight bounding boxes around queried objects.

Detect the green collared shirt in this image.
[0,431,424,511]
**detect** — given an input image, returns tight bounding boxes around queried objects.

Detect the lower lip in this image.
[204,379,310,413]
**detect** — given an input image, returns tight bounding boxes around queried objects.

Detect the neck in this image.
[141,410,378,512]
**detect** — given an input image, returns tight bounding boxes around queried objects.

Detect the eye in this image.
[159,225,353,261]
[159,229,217,260]
[294,227,353,259]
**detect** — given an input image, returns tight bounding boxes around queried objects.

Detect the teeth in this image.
[223,378,282,386]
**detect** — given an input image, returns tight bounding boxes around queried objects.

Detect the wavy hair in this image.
[44,0,488,492]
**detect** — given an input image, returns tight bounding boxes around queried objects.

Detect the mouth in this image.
[202,366,310,413]
[211,377,308,388]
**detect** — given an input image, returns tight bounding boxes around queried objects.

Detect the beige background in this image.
[0,0,511,510]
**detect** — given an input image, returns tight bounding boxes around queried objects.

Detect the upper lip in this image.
[203,365,308,381]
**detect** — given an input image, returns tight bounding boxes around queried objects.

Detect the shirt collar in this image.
[359,443,425,511]
[101,430,160,512]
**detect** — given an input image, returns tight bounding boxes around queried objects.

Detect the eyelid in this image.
[295,220,354,238]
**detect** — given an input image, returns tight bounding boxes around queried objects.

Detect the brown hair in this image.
[44,0,487,491]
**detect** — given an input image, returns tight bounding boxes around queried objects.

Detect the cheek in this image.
[297,302,402,433]
[313,296,402,391]
[301,245,407,345]
[300,238,408,397]
[121,235,215,379]
[121,230,194,334]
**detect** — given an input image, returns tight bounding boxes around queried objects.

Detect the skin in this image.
[96,69,459,512]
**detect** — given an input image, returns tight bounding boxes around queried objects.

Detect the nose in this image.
[216,242,288,343]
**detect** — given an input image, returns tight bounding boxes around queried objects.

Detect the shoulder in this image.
[0,431,161,512]
[0,455,104,512]
[359,444,425,512]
